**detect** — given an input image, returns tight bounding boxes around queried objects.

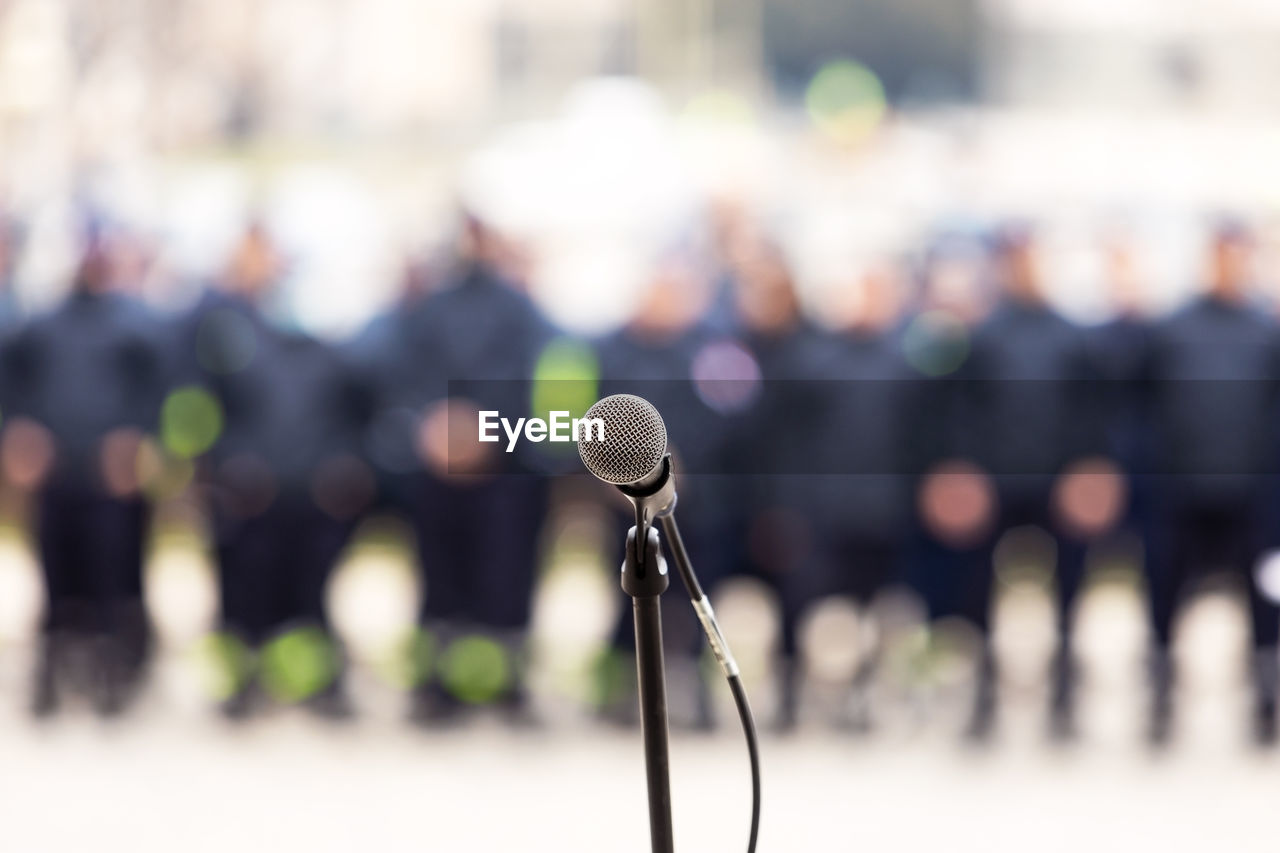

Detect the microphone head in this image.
[577,394,668,486]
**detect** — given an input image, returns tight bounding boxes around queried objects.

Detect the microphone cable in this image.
[659,513,761,853]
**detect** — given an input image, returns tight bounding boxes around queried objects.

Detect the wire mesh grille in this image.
[577,394,667,485]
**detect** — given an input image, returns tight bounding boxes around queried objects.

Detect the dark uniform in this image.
[1091,312,1149,487]
[375,259,555,722]
[730,320,834,730]
[182,288,374,717]
[897,233,996,661]
[960,296,1105,737]
[5,286,168,716]
[806,322,917,728]
[900,311,990,638]
[1139,292,1280,742]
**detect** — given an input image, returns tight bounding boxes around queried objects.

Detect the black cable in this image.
[658,514,760,853]
[658,511,704,599]
[728,673,762,853]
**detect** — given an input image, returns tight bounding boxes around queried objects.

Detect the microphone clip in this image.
[617,454,677,563]
[621,524,669,596]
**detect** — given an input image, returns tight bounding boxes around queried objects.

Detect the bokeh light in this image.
[530,337,599,436]
[805,59,887,145]
[440,635,512,705]
[902,310,971,377]
[161,386,224,459]
[260,627,338,703]
[198,632,254,702]
[691,340,762,414]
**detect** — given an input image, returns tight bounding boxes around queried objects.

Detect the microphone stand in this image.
[621,522,675,853]
[616,455,679,852]
[616,455,759,853]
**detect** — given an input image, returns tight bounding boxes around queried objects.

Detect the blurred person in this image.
[805,259,917,731]
[180,223,375,720]
[900,234,1000,734]
[956,225,1120,740]
[701,196,758,335]
[2,224,168,717]
[346,253,440,510]
[725,238,836,732]
[591,246,732,731]
[1091,234,1151,469]
[369,213,556,726]
[1139,219,1280,745]
[1087,234,1153,576]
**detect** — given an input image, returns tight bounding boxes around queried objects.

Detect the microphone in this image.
[578,393,676,520]
[576,392,727,667]
[576,394,666,486]
[577,392,761,853]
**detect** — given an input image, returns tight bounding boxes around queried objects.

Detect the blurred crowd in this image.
[3,198,1280,752]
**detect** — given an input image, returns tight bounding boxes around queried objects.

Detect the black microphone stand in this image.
[621,522,675,853]
[616,454,760,853]
[616,455,680,852]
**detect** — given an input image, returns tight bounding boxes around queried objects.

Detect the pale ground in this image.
[0,530,1276,853]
